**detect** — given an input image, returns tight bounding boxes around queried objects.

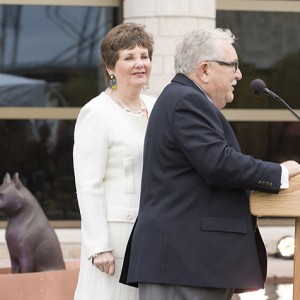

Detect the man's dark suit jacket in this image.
[120,74,282,292]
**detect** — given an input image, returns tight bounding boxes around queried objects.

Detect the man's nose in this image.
[235,67,242,80]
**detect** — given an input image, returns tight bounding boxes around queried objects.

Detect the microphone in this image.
[250,79,300,121]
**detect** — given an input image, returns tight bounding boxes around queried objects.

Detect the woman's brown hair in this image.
[100,22,154,84]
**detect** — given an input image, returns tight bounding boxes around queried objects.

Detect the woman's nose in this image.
[134,59,143,67]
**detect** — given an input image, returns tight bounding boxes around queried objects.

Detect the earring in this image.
[109,74,117,90]
[143,81,150,92]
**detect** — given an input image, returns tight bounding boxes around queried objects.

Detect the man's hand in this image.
[281,160,300,179]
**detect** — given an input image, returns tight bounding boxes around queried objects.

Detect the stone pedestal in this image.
[0,261,79,300]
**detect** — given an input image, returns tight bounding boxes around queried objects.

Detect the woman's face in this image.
[108,45,152,91]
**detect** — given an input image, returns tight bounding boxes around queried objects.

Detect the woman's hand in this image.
[93,251,115,276]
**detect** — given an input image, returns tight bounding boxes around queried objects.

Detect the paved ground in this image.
[267,256,293,283]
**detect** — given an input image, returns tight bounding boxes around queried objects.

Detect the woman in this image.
[73,22,155,300]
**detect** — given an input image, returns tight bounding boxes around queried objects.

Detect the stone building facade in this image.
[123,0,216,96]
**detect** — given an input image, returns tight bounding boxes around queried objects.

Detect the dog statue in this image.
[0,172,65,273]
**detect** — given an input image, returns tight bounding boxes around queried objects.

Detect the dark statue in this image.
[0,172,65,273]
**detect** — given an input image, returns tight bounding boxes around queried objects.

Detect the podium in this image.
[250,174,300,300]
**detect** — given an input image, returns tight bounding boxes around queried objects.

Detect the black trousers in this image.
[139,283,234,300]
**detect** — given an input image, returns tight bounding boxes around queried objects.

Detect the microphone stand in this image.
[263,88,300,121]
[261,85,300,300]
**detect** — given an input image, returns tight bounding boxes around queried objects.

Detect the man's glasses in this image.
[207,60,239,72]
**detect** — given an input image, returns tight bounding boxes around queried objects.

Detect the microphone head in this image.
[250,79,267,96]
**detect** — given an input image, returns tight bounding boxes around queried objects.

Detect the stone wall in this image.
[123,0,216,96]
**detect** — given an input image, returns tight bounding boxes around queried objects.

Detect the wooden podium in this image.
[250,174,300,300]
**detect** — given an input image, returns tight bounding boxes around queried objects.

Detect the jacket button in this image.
[126,214,133,221]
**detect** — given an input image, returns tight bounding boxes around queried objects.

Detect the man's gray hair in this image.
[174,28,236,75]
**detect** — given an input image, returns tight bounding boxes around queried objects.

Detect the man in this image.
[120,28,300,299]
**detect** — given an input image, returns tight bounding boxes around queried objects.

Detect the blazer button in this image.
[258,181,262,185]
[270,182,273,187]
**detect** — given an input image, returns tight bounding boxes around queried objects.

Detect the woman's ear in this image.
[106,67,112,76]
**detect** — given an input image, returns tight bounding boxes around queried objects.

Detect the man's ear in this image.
[197,62,209,83]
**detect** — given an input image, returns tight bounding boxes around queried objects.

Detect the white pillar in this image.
[123,0,216,96]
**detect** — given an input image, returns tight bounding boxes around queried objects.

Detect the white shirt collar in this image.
[192,81,213,104]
